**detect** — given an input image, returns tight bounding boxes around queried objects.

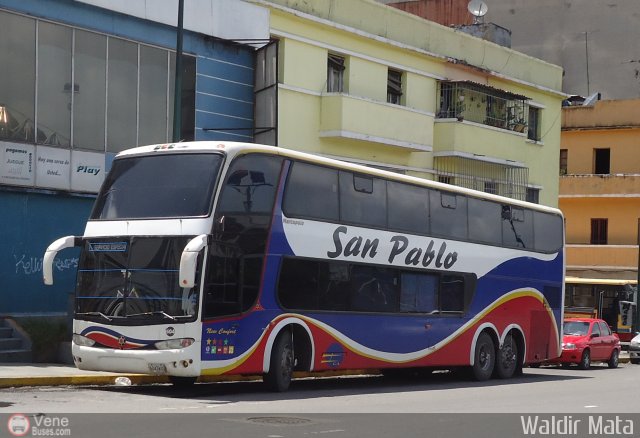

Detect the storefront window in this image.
[37,22,72,147]
[0,9,196,171]
[0,11,36,143]
[74,30,107,151]
[107,38,138,152]
[139,46,169,146]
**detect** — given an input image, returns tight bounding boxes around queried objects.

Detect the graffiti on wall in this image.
[14,253,78,276]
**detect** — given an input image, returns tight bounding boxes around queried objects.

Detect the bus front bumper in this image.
[72,343,201,377]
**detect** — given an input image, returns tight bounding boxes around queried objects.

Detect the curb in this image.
[0,369,373,388]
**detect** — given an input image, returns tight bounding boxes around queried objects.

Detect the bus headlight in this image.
[73,334,96,347]
[154,338,195,350]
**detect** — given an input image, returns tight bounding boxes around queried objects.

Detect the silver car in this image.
[630,333,640,364]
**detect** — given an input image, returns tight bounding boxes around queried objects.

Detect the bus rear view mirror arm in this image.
[179,234,210,289]
[43,236,82,285]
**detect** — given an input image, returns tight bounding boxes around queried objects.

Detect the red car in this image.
[552,318,621,369]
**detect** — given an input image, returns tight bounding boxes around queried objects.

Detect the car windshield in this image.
[91,152,223,219]
[75,236,199,324]
[563,321,590,336]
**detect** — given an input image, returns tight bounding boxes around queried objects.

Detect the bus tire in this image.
[264,330,294,392]
[495,333,518,379]
[471,332,495,381]
[169,376,197,387]
[578,349,591,370]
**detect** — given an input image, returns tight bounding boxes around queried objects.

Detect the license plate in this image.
[148,363,167,375]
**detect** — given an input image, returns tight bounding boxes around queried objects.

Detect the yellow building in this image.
[251,0,565,206]
[561,99,640,280]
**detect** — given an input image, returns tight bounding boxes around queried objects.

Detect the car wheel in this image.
[495,333,518,379]
[607,349,619,369]
[578,349,591,370]
[471,332,495,381]
[264,330,294,392]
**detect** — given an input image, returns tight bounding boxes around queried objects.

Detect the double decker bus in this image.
[565,277,637,344]
[44,142,564,391]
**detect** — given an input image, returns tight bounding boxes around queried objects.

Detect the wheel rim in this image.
[582,351,590,367]
[478,344,492,371]
[612,351,619,366]
[501,342,516,370]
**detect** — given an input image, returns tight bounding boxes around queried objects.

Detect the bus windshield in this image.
[91,153,223,219]
[76,236,198,323]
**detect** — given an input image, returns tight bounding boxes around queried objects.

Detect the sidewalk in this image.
[0,364,169,388]
[0,352,631,388]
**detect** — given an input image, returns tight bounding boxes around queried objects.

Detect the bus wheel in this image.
[607,349,619,369]
[471,332,495,381]
[168,376,197,387]
[264,331,294,392]
[578,349,591,370]
[495,333,518,379]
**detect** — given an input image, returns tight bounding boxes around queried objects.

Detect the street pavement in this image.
[0,352,631,388]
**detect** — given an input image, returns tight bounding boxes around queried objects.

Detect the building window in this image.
[594,148,610,174]
[528,106,541,141]
[387,69,403,105]
[0,11,36,143]
[0,9,195,152]
[484,181,498,195]
[590,218,608,245]
[437,81,528,132]
[526,188,539,204]
[327,54,345,93]
[560,149,568,175]
[254,40,278,146]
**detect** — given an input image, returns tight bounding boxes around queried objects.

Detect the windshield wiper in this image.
[126,311,179,321]
[76,311,115,322]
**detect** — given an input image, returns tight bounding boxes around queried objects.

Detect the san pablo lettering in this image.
[327,225,458,269]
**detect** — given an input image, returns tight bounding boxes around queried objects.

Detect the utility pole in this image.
[584,31,590,96]
[172,0,184,142]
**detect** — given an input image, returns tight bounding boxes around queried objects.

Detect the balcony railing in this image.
[436,81,529,134]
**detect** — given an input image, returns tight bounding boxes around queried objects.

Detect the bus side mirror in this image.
[43,236,80,285]
[179,234,209,289]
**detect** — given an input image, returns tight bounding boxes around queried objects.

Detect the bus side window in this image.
[202,246,240,318]
[339,172,387,228]
[440,275,466,312]
[282,162,339,222]
[350,265,398,312]
[430,191,468,240]
[400,272,438,313]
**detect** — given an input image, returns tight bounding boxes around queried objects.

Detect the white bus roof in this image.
[115,141,563,216]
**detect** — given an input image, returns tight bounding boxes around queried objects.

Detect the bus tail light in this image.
[154,338,195,350]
